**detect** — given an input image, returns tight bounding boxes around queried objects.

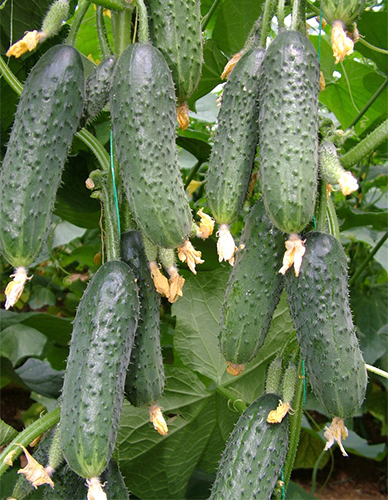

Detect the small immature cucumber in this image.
[219,199,285,365]
[110,43,192,249]
[121,230,165,407]
[285,231,367,418]
[0,44,84,268]
[210,393,289,500]
[60,260,139,481]
[206,48,265,226]
[145,0,202,104]
[321,0,365,25]
[80,56,116,127]
[259,29,319,234]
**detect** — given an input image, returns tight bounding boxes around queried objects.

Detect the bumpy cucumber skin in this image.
[210,393,289,500]
[321,0,365,25]
[285,231,367,418]
[0,45,84,268]
[60,261,139,479]
[80,56,116,127]
[206,49,265,226]
[219,199,285,364]
[145,0,202,103]
[121,230,165,407]
[110,43,192,249]
[259,30,319,234]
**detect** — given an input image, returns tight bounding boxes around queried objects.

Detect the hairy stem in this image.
[347,79,387,130]
[66,0,91,46]
[96,5,113,58]
[341,119,388,168]
[201,0,223,31]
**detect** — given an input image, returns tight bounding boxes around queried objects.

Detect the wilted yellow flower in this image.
[177,240,204,274]
[4,267,32,310]
[177,102,190,130]
[197,208,215,239]
[267,400,291,423]
[149,405,168,436]
[226,362,245,376]
[221,51,243,80]
[279,234,306,277]
[6,31,46,58]
[338,171,359,195]
[150,261,170,298]
[331,20,354,64]
[216,225,236,266]
[168,266,185,303]
[16,444,54,488]
[324,417,349,457]
[319,71,326,91]
[86,477,107,500]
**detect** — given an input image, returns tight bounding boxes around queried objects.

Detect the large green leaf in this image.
[0,419,18,447]
[212,0,264,57]
[357,10,388,75]
[293,428,329,470]
[336,206,387,231]
[172,267,230,385]
[0,324,46,366]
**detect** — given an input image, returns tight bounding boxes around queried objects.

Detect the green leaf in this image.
[0,324,46,366]
[337,206,387,231]
[357,11,388,75]
[172,268,231,385]
[286,481,318,499]
[176,136,211,163]
[15,359,64,398]
[187,39,228,109]
[212,0,264,57]
[367,385,387,436]
[0,419,17,447]
[341,227,388,271]
[117,366,214,499]
[28,286,56,310]
[293,428,329,470]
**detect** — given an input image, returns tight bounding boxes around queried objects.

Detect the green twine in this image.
[110,130,121,238]
[302,360,306,406]
[312,214,317,229]
[281,468,285,500]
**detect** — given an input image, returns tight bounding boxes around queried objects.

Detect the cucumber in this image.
[120,230,165,407]
[110,43,192,249]
[0,44,84,269]
[80,56,116,127]
[60,260,139,483]
[321,0,365,25]
[259,29,319,234]
[206,48,265,227]
[145,0,202,105]
[285,231,367,418]
[219,199,285,366]
[210,393,289,500]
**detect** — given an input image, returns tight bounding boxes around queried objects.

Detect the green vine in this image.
[66,0,91,46]
[341,119,388,168]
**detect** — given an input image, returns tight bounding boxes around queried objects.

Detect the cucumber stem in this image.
[347,79,387,130]
[136,0,149,43]
[216,386,248,413]
[291,0,306,33]
[66,0,91,46]
[0,407,60,478]
[111,7,134,56]
[358,37,388,55]
[184,160,203,190]
[315,180,328,233]
[0,55,23,96]
[325,196,341,241]
[96,5,113,58]
[340,119,388,168]
[349,230,388,286]
[365,363,388,379]
[92,0,128,10]
[259,0,277,48]
[201,0,223,31]
[282,356,304,494]
[277,0,286,29]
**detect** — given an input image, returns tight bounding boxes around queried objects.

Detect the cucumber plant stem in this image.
[349,231,388,286]
[259,0,277,48]
[291,0,306,33]
[358,37,388,55]
[136,0,149,43]
[366,364,388,379]
[0,407,60,478]
[315,181,328,233]
[201,0,223,31]
[184,160,203,190]
[66,0,91,46]
[111,7,134,56]
[96,5,113,58]
[341,119,388,168]
[326,196,340,241]
[92,0,128,10]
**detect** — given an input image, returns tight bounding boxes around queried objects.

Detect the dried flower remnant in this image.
[279,234,306,277]
[177,102,190,130]
[149,405,168,436]
[324,417,349,457]
[197,208,215,239]
[4,267,32,310]
[216,225,237,266]
[86,477,107,500]
[338,171,359,195]
[331,20,354,63]
[150,261,170,298]
[226,362,245,376]
[16,444,54,489]
[221,51,243,80]
[267,400,291,423]
[167,266,185,303]
[177,240,204,274]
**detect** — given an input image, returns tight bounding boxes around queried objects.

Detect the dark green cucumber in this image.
[219,199,285,365]
[110,43,192,249]
[210,393,289,500]
[321,0,365,25]
[145,0,202,103]
[259,29,319,234]
[0,44,84,268]
[80,56,116,127]
[120,230,165,407]
[206,48,265,226]
[60,260,139,480]
[285,231,367,418]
